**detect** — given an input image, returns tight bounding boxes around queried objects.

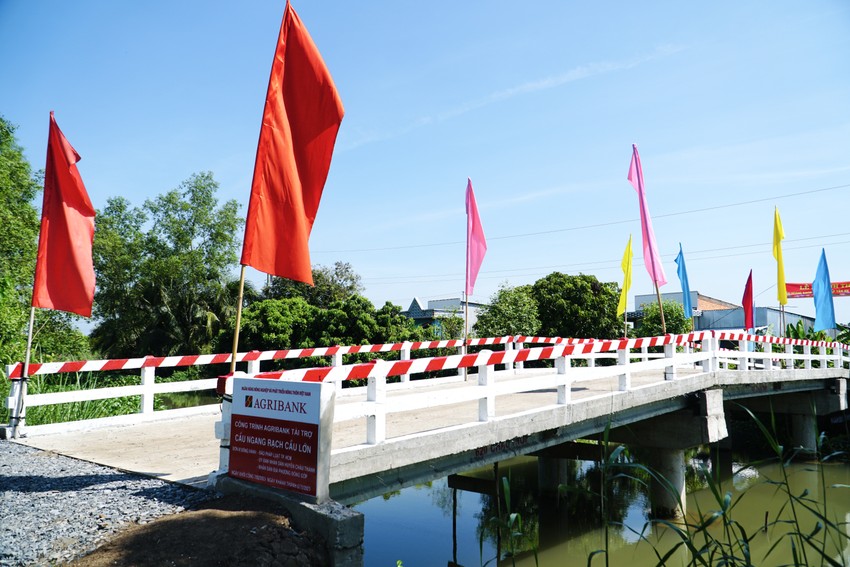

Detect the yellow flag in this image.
[617,235,633,317]
[773,207,787,305]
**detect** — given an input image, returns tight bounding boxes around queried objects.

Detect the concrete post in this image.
[785,344,793,370]
[645,448,686,519]
[738,339,748,371]
[140,365,155,415]
[617,348,630,391]
[804,345,812,369]
[701,337,717,373]
[400,342,411,382]
[246,358,261,375]
[641,345,649,362]
[367,373,387,444]
[515,342,525,371]
[505,340,514,371]
[555,356,569,404]
[664,343,676,381]
[5,373,26,438]
[478,356,494,421]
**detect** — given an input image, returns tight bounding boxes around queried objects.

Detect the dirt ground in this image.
[68,494,328,567]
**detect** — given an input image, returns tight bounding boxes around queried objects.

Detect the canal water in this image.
[353,453,850,566]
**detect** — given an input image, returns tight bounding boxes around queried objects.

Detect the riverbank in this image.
[0,441,326,566]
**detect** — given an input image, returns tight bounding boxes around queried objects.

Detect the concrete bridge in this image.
[5,331,849,564]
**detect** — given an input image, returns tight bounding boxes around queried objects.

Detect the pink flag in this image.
[627,144,667,287]
[465,178,487,296]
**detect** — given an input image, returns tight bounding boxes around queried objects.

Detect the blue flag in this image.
[813,248,836,332]
[675,243,692,317]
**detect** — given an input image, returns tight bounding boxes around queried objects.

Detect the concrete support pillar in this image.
[791,413,818,458]
[645,448,686,519]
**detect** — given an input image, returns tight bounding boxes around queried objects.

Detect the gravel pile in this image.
[0,440,217,567]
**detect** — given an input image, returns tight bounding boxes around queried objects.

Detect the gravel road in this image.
[0,440,216,567]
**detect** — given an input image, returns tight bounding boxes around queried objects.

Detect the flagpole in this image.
[655,283,666,334]
[229,265,247,374]
[12,307,36,438]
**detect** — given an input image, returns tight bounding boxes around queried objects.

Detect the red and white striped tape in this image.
[6,331,846,380]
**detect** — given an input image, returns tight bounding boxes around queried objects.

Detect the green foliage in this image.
[264,261,363,309]
[91,172,244,358]
[435,308,464,340]
[474,283,540,338]
[531,273,620,339]
[636,299,691,337]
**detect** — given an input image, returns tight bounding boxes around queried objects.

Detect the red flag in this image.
[240,2,345,285]
[465,179,487,296]
[742,269,754,330]
[31,112,95,317]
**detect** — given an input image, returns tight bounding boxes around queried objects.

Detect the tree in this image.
[91,172,243,357]
[374,301,429,344]
[636,300,690,337]
[474,283,540,338]
[0,115,90,365]
[264,261,363,309]
[531,272,620,339]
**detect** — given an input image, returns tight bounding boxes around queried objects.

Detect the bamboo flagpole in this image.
[229,265,247,374]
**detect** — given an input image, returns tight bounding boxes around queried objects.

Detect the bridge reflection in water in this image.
[357,451,850,567]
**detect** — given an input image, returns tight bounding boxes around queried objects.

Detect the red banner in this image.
[786,281,850,298]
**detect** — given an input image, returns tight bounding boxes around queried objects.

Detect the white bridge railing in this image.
[4,331,848,438]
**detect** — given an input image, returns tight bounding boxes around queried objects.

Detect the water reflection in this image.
[355,451,850,566]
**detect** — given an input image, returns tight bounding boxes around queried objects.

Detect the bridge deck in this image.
[12,366,698,489]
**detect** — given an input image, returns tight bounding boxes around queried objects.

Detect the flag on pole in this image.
[465,178,487,296]
[627,144,667,287]
[31,112,96,317]
[742,270,754,330]
[674,243,692,317]
[617,235,633,317]
[773,207,787,305]
[241,1,344,285]
[813,248,836,332]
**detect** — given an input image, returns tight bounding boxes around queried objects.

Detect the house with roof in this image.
[401,297,486,330]
[631,291,823,336]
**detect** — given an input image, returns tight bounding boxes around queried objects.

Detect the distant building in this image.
[401,297,486,329]
[631,291,824,336]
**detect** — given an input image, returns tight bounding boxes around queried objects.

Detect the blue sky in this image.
[2,1,849,327]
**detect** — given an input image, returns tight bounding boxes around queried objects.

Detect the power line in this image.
[316,182,850,253]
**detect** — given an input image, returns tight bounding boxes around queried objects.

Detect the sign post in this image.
[229,377,335,503]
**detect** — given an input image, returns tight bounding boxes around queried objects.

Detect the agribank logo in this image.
[244,394,307,415]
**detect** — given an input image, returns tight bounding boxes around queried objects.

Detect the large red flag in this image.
[240,1,344,285]
[742,269,754,330]
[465,178,487,296]
[31,112,95,317]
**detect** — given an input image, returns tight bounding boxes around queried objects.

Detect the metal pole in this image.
[655,282,666,334]
[12,307,36,438]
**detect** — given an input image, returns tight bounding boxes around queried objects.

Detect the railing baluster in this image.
[140,363,155,415]
[555,356,570,404]
[664,343,676,381]
[367,372,386,444]
[478,354,494,421]
[617,348,630,391]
